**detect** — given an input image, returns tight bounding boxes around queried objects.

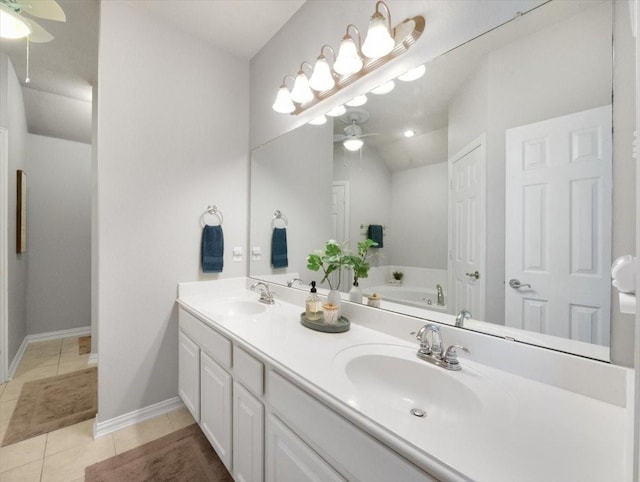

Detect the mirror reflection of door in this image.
[331,181,350,289]
[504,105,612,345]
[449,135,486,319]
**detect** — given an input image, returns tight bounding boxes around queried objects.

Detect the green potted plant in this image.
[391,270,404,285]
[347,239,377,303]
[307,240,351,309]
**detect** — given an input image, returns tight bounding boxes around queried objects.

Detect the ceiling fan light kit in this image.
[0,3,31,39]
[0,0,65,42]
[271,0,425,117]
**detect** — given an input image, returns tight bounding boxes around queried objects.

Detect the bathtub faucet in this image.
[436,284,444,306]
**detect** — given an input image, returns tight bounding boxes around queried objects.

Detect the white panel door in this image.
[505,105,611,345]
[233,382,264,482]
[178,331,200,421]
[448,136,486,319]
[200,351,233,472]
[331,182,350,289]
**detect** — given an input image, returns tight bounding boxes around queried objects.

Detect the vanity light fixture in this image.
[346,94,368,107]
[371,80,395,95]
[362,1,395,58]
[0,4,31,39]
[326,105,347,117]
[344,138,364,151]
[403,129,416,138]
[272,75,296,114]
[290,62,314,104]
[398,64,426,82]
[271,1,425,116]
[309,115,328,126]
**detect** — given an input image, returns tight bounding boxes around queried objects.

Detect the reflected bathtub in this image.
[364,285,447,312]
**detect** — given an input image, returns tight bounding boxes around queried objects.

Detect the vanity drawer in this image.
[268,371,434,482]
[179,308,232,369]
[234,345,264,395]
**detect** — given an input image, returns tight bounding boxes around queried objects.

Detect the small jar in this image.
[367,293,381,308]
[322,303,340,325]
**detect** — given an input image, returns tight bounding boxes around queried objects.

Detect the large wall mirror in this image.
[250,0,624,361]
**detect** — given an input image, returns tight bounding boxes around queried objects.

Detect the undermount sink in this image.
[332,344,501,422]
[206,299,268,317]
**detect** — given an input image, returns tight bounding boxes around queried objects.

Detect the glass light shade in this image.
[326,105,347,117]
[403,129,416,138]
[290,71,314,104]
[334,36,363,76]
[272,86,295,114]
[0,5,32,39]
[371,80,395,95]
[346,95,368,107]
[344,138,364,151]
[309,115,327,126]
[362,14,395,59]
[309,57,335,92]
[398,64,426,82]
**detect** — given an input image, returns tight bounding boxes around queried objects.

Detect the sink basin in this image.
[332,344,493,422]
[206,300,267,317]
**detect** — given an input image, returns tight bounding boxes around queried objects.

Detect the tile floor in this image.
[0,336,195,481]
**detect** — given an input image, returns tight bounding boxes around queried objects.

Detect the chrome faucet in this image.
[436,284,444,306]
[455,309,471,327]
[415,323,469,371]
[287,278,304,288]
[250,281,275,305]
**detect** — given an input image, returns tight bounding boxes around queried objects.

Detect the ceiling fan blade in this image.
[18,0,65,21]
[359,133,380,138]
[333,135,347,142]
[24,17,54,42]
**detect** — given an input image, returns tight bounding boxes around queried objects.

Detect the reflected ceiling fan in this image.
[0,0,66,43]
[333,108,379,151]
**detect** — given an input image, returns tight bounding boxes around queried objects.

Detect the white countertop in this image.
[177,278,632,482]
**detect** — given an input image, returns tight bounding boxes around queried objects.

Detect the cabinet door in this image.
[233,382,264,482]
[201,351,233,472]
[266,415,345,482]
[178,331,200,420]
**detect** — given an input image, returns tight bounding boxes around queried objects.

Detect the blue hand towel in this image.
[367,224,384,248]
[271,227,288,268]
[201,225,224,273]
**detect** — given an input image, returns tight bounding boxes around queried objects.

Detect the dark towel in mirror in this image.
[201,225,224,273]
[367,224,384,248]
[271,227,288,268]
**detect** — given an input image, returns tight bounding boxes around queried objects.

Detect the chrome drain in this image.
[410,408,426,418]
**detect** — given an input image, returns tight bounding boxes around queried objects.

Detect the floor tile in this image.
[41,434,114,482]
[0,458,43,482]
[45,418,95,457]
[0,381,24,403]
[0,398,18,425]
[167,406,196,431]
[11,365,58,383]
[61,337,80,353]
[57,357,91,375]
[14,355,59,375]
[0,434,47,473]
[112,414,174,454]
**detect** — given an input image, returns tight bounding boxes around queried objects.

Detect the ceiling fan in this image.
[333,108,379,151]
[0,0,66,42]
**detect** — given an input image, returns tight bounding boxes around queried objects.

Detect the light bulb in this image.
[326,105,347,117]
[334,36,363,76]
[371,80,395,95]
[398,65,426,82]
[344,138,364,151]
[290,71,314,104]
[403,129,416,138]
[309,115,327,126]
[346,95,368,107]
[309,56,335,92]
[272,86,295,114]
[362,13,395,59]
[0,5,32,39]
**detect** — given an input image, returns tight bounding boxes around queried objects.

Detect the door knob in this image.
[509,279,532,289]
[465,271,480,280]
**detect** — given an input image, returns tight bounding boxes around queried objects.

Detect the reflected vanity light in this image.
[403,129,416,138]
[371,80,395,95]
[346,94,368,107]
[344,138,364,151]
[398,64,426,82]
[272,75,296,114]
[326,105,347,117]
[271,1,425,116]
[309,115,328,126]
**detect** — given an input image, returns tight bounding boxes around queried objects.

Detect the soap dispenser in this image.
[305,281,322,321]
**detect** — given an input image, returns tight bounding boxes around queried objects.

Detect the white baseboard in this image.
[93,397,185,439]
[8,326,92,379]
[88,353,98,365]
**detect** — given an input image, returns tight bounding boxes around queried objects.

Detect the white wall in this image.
[389,162,448,269]
[97,2,249,422]
[250,122,333,282]
[25,134,91,335]
[0,54,28,364]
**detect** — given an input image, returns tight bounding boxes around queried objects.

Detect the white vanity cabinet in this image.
[178,331,200,420]
[233,381,264,482]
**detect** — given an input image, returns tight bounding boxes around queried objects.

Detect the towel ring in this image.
[200,205,224,227]
[271,210,288,229]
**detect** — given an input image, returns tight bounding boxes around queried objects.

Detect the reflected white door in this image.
[331,182,350,289]
[504,106,611,345]
[449,135,486,319]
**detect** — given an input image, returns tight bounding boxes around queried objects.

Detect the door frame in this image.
[0,127,8,383]
[447,133,487,318]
